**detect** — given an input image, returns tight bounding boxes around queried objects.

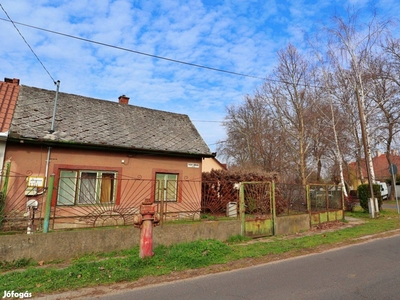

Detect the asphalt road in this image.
[383,202,400,212]
[92,234,400,300]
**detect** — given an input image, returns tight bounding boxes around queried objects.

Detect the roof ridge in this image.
[20,84,189,118]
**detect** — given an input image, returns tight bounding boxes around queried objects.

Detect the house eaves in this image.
[6,134,215,158]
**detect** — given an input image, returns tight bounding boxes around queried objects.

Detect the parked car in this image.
[376,181,389,200]
[376,181,388,200]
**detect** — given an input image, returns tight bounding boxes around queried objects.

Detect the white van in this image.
[377,181,388,200]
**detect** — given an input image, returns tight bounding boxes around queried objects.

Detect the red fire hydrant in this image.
[133,200,160,258]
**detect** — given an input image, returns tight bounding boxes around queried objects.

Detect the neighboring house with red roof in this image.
[0,78,19,173]
[0,77,214,230]
[347,151,400,189]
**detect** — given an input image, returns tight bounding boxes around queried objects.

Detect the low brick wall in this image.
[0,220,241,262]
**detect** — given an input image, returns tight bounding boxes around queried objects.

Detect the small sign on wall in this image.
[187,163,200,168]
[27,176,45,187]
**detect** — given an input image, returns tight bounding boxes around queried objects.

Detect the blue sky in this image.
[1,0,399,155]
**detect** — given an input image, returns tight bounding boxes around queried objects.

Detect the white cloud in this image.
[1,0,400,154]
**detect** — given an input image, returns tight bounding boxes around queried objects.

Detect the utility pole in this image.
[355,88,378,218]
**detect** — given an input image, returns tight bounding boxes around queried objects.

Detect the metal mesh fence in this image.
[52,175,204,228]
[242,182,271,216]
[0,171,343,232]
[309,184,343,212]
[201,180,239,216]
[0,173,35,231]
[275,183,308,216]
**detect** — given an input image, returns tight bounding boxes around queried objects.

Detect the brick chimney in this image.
[4,78,20,85]
[118,95,130,105]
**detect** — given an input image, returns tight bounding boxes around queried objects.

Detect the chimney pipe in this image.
[118,95,130,105]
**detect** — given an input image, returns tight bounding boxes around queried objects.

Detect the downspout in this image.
[45,147,52,185]
[43,174,54,233]
[40,80,60,230]
[46,80,60,179]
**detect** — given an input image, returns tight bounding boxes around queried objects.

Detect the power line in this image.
[0,10,231,152]
[0,5,56,84]
[0,18,326,89]
[208,141,226,146]
[0,17,265,81]
[0,11,230,149]
[192,120,223,123]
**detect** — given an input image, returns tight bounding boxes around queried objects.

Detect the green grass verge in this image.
[1,209,400,295]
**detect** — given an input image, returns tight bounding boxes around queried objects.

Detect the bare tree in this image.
[384,37,400,86]
[329,63,366,188]
[260,44,321,185]
[219,9,395,190]
[368,51,400,199]
[326,10,391,189]
[218,94,286,174]
[308,37,354,194]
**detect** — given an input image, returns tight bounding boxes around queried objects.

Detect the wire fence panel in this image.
[309,184,343,212]
[240,182,274,237]
[0,170,344,233]
[0,174,208,231]
[201,180,239,216]
[275,183,307,216]
[159,179,203,222]
[52,176,204,228]
[1,173,37,231]
[327,185,343,210]
[52,176,148,229]
[242,182,272,216]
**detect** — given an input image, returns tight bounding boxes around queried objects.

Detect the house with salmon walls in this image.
[0,78,214,230]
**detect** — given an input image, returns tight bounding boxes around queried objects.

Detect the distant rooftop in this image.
[0,78,20,133]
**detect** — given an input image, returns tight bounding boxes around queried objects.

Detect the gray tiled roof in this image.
[9,85,212,156]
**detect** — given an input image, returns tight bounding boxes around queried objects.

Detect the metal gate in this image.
[309,184,345,225]
[239,181,274,237]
